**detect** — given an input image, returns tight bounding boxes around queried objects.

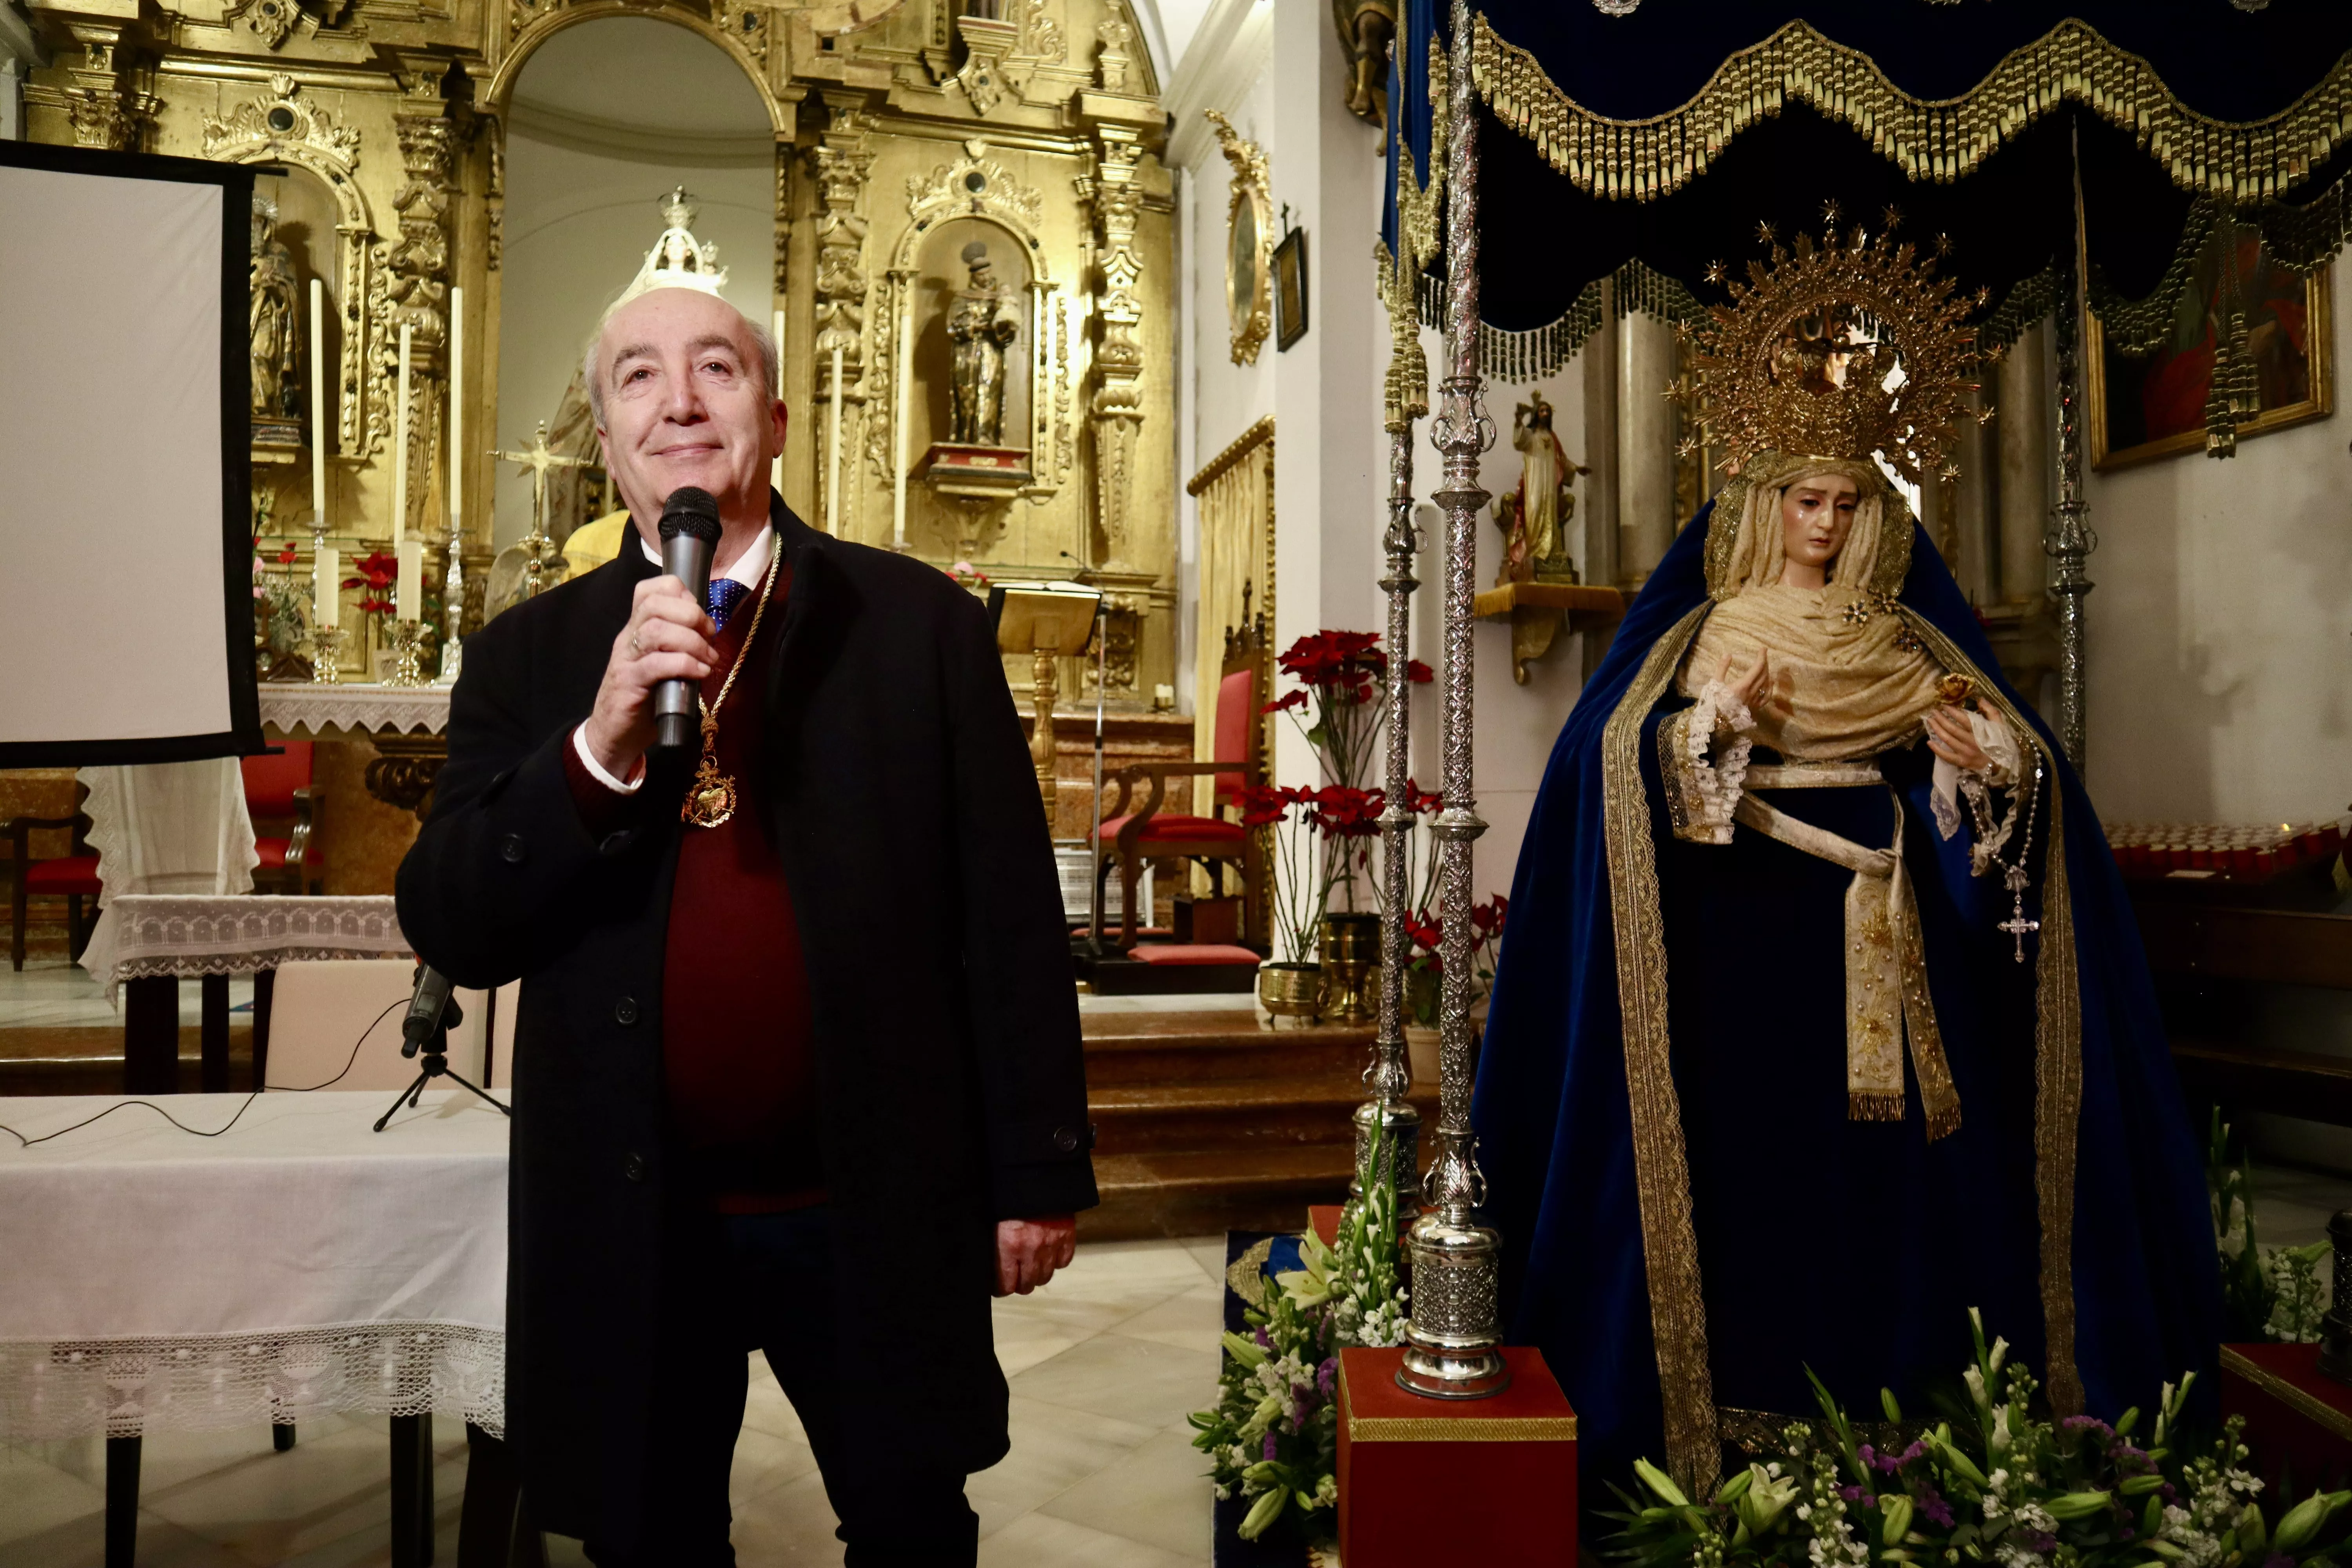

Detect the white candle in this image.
[892,281,913,551]
[393,322,412,546]
[447,287,464,530]
[397,538,423,622]
[316,544,339,630]
[770,307,786,496]
[826,343,844,537]
[309,278,327,526]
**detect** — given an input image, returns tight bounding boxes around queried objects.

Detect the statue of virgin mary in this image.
[1470,225,2218,1495]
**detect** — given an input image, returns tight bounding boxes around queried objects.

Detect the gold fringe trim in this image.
[1923,1098,1964,1143]
[1850,1090,1907,1122]
[1472,14,2352,206]
[1602,603,1722,1496]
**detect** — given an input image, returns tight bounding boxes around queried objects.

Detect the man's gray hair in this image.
[583,289,780,430]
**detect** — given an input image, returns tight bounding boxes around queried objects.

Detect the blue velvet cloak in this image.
[1470,502,2220,1493]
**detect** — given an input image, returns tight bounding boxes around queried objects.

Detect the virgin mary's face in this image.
[1780,472,1861,572]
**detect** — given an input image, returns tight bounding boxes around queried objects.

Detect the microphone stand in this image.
[374,994,511,1132]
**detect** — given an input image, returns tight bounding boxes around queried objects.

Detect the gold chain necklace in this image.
[681,541,782,829]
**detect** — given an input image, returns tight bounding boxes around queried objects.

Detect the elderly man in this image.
[396,283,1094,1566]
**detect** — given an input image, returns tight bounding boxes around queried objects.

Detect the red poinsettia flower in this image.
[1306,784,1384,839]
[1405,659,1435,684]
[1260,689,1309,717]
[1470,896,1509,939]
[1401,777,1445,816]
[276,541,299,566]
[1403,912,1443,956]
[1233,783,1310,828]
[345,550,399,617]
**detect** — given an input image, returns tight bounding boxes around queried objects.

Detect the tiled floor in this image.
[0,956,252,1029]
[0,1236,1227,1567]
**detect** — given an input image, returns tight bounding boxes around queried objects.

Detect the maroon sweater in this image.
[561,566,822,1212]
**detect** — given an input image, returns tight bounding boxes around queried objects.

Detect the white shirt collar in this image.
[639,522,773,589]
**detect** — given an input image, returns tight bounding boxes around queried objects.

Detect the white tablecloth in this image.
[78,893,412,990]
[77,759,260,987]
[0,1089,508,1439]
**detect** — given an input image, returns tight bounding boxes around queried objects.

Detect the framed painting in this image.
[2088,231,2333,470]
[1274,224,1308,350]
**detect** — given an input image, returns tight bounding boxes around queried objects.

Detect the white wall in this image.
[2083,247,2352,825]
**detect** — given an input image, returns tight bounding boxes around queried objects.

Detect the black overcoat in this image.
[393,497,1096,1548]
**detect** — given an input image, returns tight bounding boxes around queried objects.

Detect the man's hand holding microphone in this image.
[581,487,724,784]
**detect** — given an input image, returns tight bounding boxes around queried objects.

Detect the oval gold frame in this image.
[1207,109,1273,367]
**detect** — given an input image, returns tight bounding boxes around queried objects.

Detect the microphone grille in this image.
[658,486,723,541]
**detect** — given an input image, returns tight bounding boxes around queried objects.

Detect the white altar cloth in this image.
[0,1089,508,1439]
[79,893,412,990]
[257,683,451,737]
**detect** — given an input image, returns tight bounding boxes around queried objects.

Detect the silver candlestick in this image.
[1398,0,1507,1401]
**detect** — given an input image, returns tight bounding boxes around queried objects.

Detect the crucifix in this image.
[490,421,597,599]
[1997,866,2041,963]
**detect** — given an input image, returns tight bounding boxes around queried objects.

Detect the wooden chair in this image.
[242,742,323,896]
[4,784,100,971]
[1094,616,1269,952]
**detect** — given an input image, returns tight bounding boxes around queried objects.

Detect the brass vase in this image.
[1257,961,1323,1025]
[1317,912,1382,1024]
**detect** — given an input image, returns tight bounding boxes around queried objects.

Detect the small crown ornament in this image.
[613,185,728,308]
[1688,218,1981,490]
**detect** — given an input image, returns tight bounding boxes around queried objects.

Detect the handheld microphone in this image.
[401,964,462,1060]
[654,486,723,752]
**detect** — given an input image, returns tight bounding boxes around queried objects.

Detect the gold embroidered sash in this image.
[1731,790,1962,1140]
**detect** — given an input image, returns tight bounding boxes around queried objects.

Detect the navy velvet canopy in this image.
[1384,2,2352,343]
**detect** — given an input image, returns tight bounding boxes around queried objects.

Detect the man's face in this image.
[593,289,784,523]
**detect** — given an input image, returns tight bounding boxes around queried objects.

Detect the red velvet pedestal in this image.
[1337,1346,1579,1568]
[2220,1343,2352,1493]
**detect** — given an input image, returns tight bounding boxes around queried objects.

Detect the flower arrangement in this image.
[344,549,399,619]
[1235,782,1388,964]
[1262,631,1432,909]
[252,539,312,664]
[2209,1112,2330,1345]
[1190,1137,1409,1544]
[1402,889,1508,1028]
[1605,1310,2351,1568]
[946,560,991,591]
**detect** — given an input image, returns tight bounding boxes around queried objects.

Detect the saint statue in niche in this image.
[947,240,1020,447]
[1472,223,2219,1505]
[1497,389,1582,584]
[249,193,303,441]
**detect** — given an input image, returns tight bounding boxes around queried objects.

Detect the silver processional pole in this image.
[1352,248,1425,1216]
[1397,0,1508,1400]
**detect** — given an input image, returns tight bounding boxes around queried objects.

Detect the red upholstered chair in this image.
[1094,617,1269,952]
[242,743,323,897]
[4,786,100,971]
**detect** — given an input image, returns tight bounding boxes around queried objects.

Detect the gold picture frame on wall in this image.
[1207,109,1272,366]
[2088,231,2334,470]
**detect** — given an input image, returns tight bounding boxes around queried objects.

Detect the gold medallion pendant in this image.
[683,713,737,828]
[678,543,780,830]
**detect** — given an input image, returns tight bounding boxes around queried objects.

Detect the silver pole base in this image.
[1397,1207,1509,1400]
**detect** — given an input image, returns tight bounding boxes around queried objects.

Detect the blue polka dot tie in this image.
[706,578,750,634]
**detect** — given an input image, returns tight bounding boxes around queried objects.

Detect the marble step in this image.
[1087,1073,1438,1155]
[1080,1139,1437,1241]
[1079,1012,1376,1085]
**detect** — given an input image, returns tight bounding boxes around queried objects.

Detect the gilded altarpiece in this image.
[20,0,1180,718]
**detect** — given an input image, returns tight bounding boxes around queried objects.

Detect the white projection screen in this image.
[0,140,261,766]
